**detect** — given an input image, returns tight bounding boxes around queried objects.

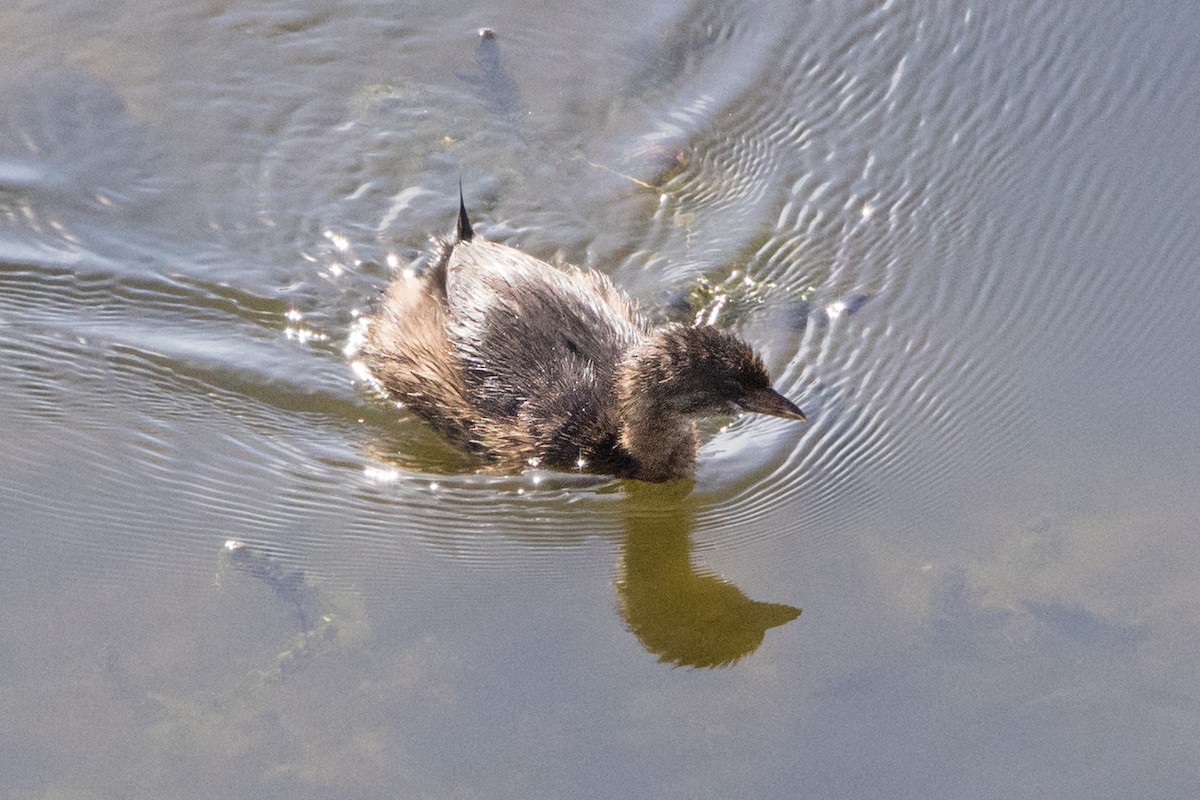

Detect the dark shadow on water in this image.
[458,28,522,122]
[618,481,801,668]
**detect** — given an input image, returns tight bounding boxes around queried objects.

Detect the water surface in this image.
[3,1,1200,797]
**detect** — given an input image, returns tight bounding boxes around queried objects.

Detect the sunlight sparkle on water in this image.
[344,318,369,358]
[364,466,400,484]
[284,326,328,343]
[323,229,351,252]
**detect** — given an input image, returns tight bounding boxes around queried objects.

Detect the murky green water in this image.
[3,1,1200,797]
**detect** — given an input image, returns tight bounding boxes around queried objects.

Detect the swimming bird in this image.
[359,196,805,482]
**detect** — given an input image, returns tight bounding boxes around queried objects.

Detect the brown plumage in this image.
[359,197,805,482]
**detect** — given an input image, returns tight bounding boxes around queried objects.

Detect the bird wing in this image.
[443,240,643,421]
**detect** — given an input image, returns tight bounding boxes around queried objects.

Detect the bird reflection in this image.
[617,482,801,668]
[358,445,800,667]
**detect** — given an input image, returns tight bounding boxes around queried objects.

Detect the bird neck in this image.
[616,345,697,482]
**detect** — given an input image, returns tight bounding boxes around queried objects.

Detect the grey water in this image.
[3,1,1200,797]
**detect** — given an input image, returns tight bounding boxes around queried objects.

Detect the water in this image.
[3,1,1200,797]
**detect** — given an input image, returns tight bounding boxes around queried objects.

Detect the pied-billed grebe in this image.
[359,195,806,482]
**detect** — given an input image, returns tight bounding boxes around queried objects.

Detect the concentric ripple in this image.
[610,1,1200,549]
